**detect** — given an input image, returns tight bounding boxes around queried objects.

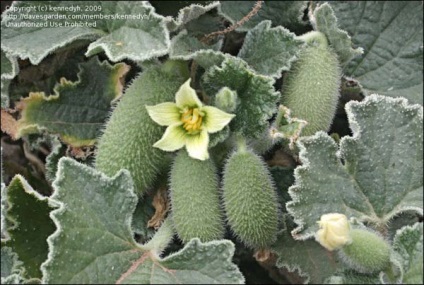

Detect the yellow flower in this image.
[315,213,352,251]
[146,79,235,160]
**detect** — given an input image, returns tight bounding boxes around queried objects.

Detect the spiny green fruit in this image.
[340,228,391,273]
[281,32,341,136]
[170,150,225,243]
[222,148,279,248]
[95,61,189,195]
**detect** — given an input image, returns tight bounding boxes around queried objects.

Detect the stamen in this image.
[180,107,204,133]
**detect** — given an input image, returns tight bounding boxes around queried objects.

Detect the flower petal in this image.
[146,102,180,126]
[153,123,186,151]
[202,106,235,133]
[185,129,209,160]
[175,79,203,108]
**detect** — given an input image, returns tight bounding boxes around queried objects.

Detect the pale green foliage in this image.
[281,43,341,136]
[1,50,19,108]
[120,238,244,284]
[392,223,423,284]
[0,1,423,284]
[203,57,280,139]
[1,247,23,283]
[170,150,224,243]
[237,20,304,77]
[1,1,170,64]
[287,95,423,239]
[41,157,243,284]
[41,157,140,283]
[44,138,66,183]
[219,1,308,32]
[15,57,128,147]
[95,61,188,194]
[311,3,363,66]
[3,175,55,279]
[328,1,423,105]
[169,29,223,60]
[222,149,279,248]
[272,216,340,284]
[166,1,220,31]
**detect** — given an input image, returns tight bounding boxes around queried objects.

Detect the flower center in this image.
[181,107,204,134]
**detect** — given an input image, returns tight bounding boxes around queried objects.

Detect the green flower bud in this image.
[215,87,238,113]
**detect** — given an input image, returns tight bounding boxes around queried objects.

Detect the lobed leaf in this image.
[287,94,423,239]
[15,57,129,147]
[166,1,220,31]
[219,1,307,32]
[311,3,363,66]
[272,218,341,284]
[169,29,222,60]
[4,175,55,279]
[328,1,423,105]
[118,238,244,284]
[1,50,19,108]
[41,157,141,284]
[392,222,423,284]
[237,20,304,78]
[1,1,170,64]
[42,157,244,284]
[202,57,280,138]
[44,138,66,183]
[1,246,23,283]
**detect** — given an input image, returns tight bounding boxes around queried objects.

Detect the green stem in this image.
[235,133,247,153]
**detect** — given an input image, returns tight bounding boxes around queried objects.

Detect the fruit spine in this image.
[169,150,224,243]
[281,31,341,136]
[339,228,391,273]
[95,61,189,195]
[222,144,279,248]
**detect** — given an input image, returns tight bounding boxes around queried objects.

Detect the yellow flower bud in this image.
[315,213,352,251]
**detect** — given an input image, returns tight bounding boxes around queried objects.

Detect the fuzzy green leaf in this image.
[1,247,23,283]
[237,20,303,78]
[44,139,66,183]
[312,3,363,66]
[4,175,55,279]
[118,238,244,284]
[42,157,243,284]
[272,219,341,284]
[287,94,423,239]
[169,29,222,60]
[1,1,170,64]
[393,223,423,284]
[1,50,19,108]
[0,50,18,80]
[166,1,220,31]
[41,157,142,283]
[15,57,128,147]
[219,1,307,32]
[328,1,423,105]
[202,57,280,138]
